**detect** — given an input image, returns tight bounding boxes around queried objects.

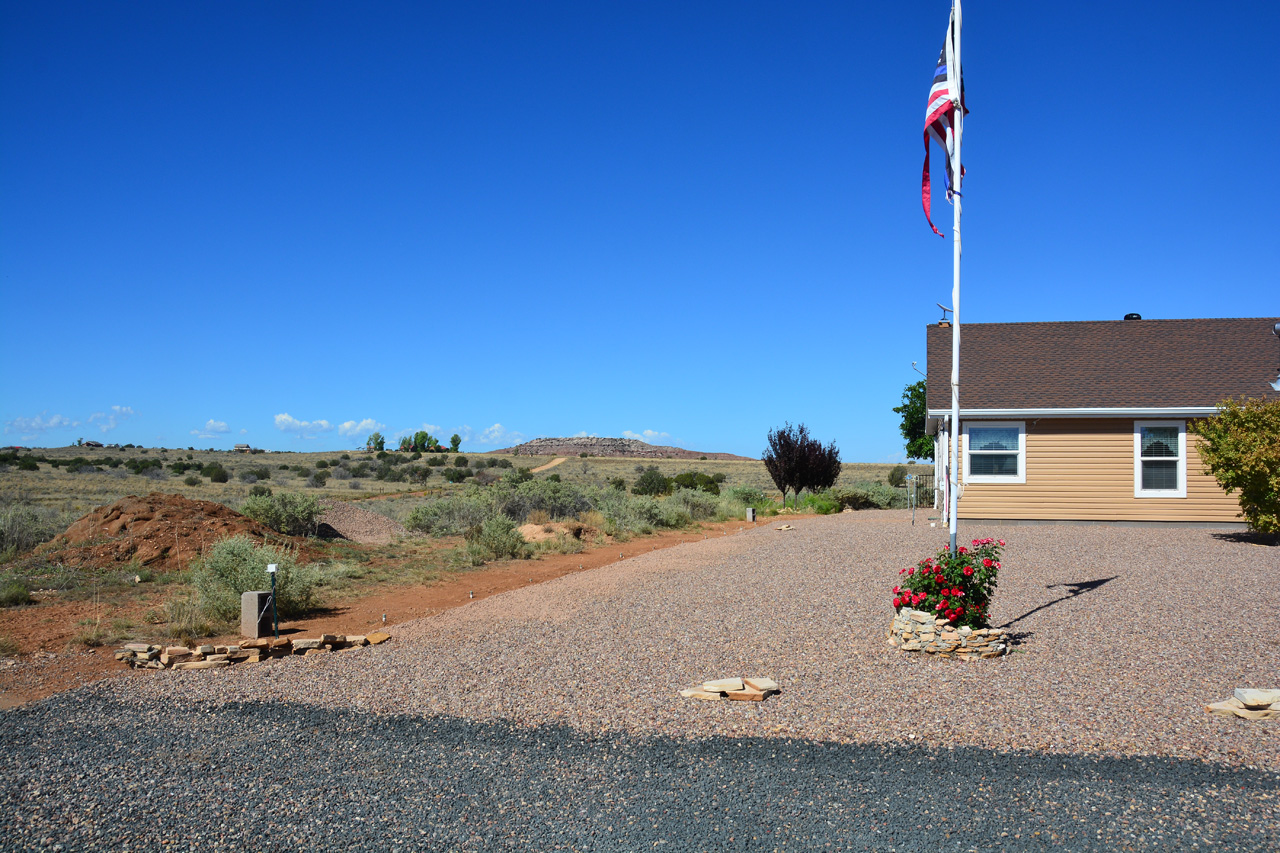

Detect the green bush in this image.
[725,485,769,507]
[799,491,841,515]
[833,483,906,510]
[609,477,626,491]
[464,516,530,565]
[672,471,720,495]
[0,503,66,557]
[307,471,331,488]
[17,457,39,471]
[453,455,468,468]
[315,460,329,469]
[240,492,322,536]
[183,475,201,486]
[1,580,33,607]
[201,462,229,482]
[668,488,720,521]
[545,473,561,483]
[442,467,471,483]
[191,536,317,622]
[887,465,908,487]
[632,466,672,496]
[249,484,273,497]
[406,491,494,535]
[128,458,164,475]
[426,455,446,467]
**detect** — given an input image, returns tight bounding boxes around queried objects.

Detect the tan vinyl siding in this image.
[958,418,1241,522]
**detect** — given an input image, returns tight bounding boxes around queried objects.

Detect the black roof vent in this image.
[1124,313,1142,320]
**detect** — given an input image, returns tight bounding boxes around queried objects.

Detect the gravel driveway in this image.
[2,511,1277,850]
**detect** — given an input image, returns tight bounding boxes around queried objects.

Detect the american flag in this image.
[922,4,965,237]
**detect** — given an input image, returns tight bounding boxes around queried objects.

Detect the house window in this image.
[963,421,1025,484]
[1134,421,1186,498]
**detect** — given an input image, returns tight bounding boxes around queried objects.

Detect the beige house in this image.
[926,316,1280,526]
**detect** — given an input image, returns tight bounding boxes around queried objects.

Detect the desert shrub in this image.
[668,488,720,521]
[672,471,720,495]
[473,469,501,486]
[463,517,530,565]
[306,471,330,488]
[406,491,494,536]
[64,457,97,473]
[17,457,39,471]
[191,536,317,622]
[833,482,906,510]
[376,451,390,461]
[609,477,626,491]
[799,491,841,515]
[0,580,33,607]
[240,473,259,484]
[407,466,432,485]
[340,453,351,460]
[127,458,164,475]
[279,463,290,470]
[201,462,228,481]
[240,492,322,536]
[349,481,363,490]
[490,458,513,469]
[725,485,768,507]
[504,467,534,485]
[315,460,329,469]
[169,461,195,475]
[183,475,201,486]
[632,466,672,496]
[453,455,468,468]
[328,466,352,480]
[442,467,471,483]
[249,484,273,497]
[887,465,908,487]
[244,466,271,481]
[495,479,593,523]
[425,455,446,467]
[142,467,168,481]
[472,458,488,470]
[546,473,561,483]
[0,504,68,558]
[348,462,371,478]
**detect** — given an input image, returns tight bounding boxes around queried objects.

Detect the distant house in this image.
[234,444,252,453]
[926,316,1280,526]
[83,440,104,448]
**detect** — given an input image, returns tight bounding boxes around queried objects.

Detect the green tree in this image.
[450,433,462,452]
[632,466,672,496]
[1191,398,1280,534]
[413,430,432,452]
[399,435,414,452]
[893,380,934,461]
[366,432,385,452]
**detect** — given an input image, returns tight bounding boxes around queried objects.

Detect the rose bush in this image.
[891,537,1003,629]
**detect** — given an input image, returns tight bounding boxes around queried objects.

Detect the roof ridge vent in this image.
[1124,313,1142,320]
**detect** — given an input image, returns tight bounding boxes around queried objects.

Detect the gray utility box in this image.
[241,590,274,639]
[746,508,756,522]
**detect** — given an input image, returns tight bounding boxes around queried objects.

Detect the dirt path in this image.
[0,517,777,708]
[529,457,568,473]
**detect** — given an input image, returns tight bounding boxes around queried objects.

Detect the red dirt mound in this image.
[35,492,293,573]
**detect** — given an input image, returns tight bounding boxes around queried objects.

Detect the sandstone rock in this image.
[206,654,230,662]
[346,636,368,647]
[304,648,326,656]
[1234,688,1280,708]
[366,631,391,645]
[702,678,745,693]
[173,660,230,671]
[744,677,779,693]
[679,688,723,701]
[726,688,766,702]
[292,639,323,651]
[197,645,215,655]
[124,643,152,653]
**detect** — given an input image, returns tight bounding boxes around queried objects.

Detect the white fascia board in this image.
[926,406,1218,419]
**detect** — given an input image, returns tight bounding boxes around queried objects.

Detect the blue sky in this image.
[2,1,1275,459]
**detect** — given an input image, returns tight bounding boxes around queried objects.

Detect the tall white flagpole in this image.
[948,0,962,553]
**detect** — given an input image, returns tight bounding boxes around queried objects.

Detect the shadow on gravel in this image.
[2,694,1276,852]
[1211,530,1278,547]
[998,576,1117,630]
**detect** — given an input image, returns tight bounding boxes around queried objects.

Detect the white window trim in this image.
[1134,420,1186,498]
[963,421,1026,484]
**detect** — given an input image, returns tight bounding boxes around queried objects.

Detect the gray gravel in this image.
[2,511,1278,850]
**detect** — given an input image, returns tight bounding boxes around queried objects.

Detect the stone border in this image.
[886,608,1009,659]
[114,632,391,671]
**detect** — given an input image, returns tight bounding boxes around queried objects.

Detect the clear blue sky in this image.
[2,2,1275,459]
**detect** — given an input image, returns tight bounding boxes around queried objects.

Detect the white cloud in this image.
[572,431,598,438]
[338,418,385,437]
[274,413,334,439]
[189,419,230,440]
[623,429,671,443]
[87,405,135,434]
[240,428,248,435]
[458,423,525,446]
[3,412,79,439]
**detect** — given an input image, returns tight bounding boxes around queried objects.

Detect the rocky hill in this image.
[493,437,755,461]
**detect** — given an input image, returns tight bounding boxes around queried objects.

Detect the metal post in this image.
[947,0,963,554]
[267,563,279,639]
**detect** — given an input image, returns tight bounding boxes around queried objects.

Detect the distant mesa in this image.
[493,436,755,461]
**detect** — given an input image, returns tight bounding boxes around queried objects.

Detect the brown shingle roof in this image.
[926,317,1280,412]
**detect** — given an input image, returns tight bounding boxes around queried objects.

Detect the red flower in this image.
[951,588,963,596]
[955,607,964,617]
[935,602,944,610]
[907,568,915,576]
[958,546,968,554]
[893,586,900,594]
[998,539,1005,546]
[893,597,901,608]
[996,562,1001,569]
[963,567,973,576]
[983,558,993,568]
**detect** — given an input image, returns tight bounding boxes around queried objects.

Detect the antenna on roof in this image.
[936,302,953,322]
[911,361,927,379]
